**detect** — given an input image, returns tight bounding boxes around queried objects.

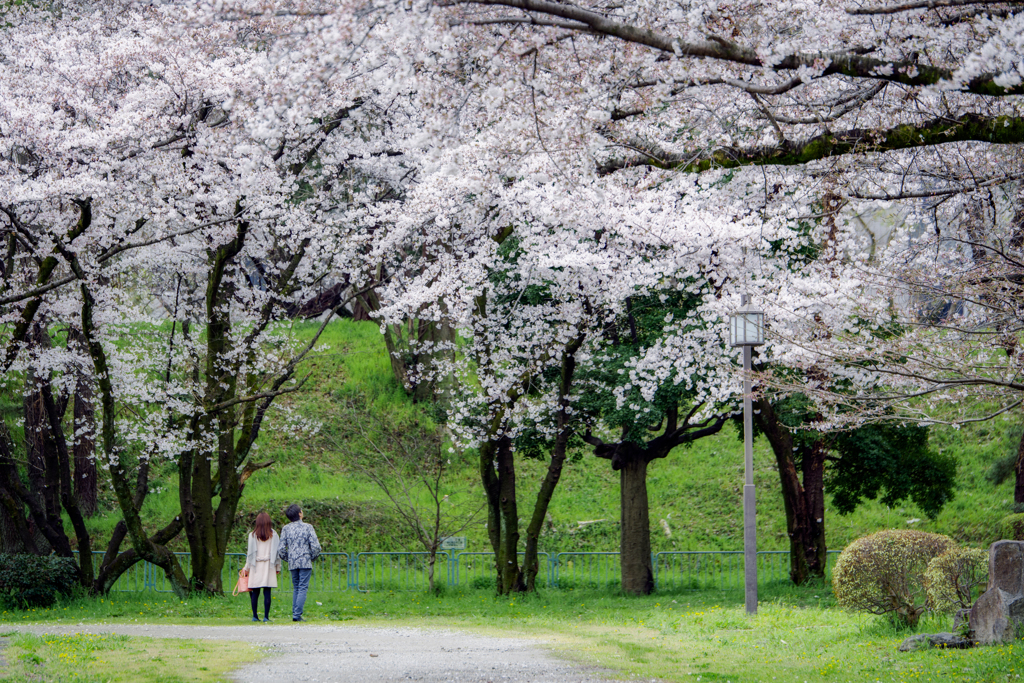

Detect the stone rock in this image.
[952,608,970,632]
[898,632,972,652]
[969,540,1024,644]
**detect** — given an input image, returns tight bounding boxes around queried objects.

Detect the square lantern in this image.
[730,298,764,347]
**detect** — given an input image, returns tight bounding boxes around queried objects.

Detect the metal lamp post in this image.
[730,294,764,615]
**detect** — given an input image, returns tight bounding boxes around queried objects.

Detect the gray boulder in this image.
[898,632,972,652]
[969,540,1024,644]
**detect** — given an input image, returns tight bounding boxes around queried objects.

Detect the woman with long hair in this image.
[243,511,282,622]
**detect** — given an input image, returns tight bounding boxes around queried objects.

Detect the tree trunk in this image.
[427,548,436,593]
[0,483,38,553]
[479,438,503,586]
[497,436,525,593]
[620,453,654,595]
[78,269,190,597]
[800,439,828,580]
[753,399,827,585]
[25,384,61,522]
[73,369,98,516]
[523,338,582,591]
[0,421,40,554]
[40,381,94,588]
[0,421,66,555]
[523,434,567,592]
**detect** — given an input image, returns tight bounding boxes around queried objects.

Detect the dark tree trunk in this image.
[77,264,191,597]
[1014,425,1024,506]
[753,399,827,585]
[73,370,98,516]
[0,423,37,553]
[497,436,525,593]
[800,439,828,579]
[480,438,503,585]
[522,438,565,591]
[0,421,67,556]
[25,383,60,521]
[588,409,727,595]
[352,296,373,321]
[177,216,293,593]
[479,433,527,594]
[619,452,654,595]
[0,483,38,553]
[523,338,583,591]
[23,373,73,559]
[39,381,94,587]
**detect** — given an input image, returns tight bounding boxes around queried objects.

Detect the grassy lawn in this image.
[2,583,1021,683]
[0,631,255,683]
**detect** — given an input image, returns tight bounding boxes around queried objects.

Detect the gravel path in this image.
[8,623,618,682]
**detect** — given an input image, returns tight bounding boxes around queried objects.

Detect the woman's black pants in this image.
[250,587,272,619]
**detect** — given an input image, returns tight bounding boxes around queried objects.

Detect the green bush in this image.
[924,547,988,613]
[0,554,79,609]
[832,530,954,628]
[1001,513,1024,541]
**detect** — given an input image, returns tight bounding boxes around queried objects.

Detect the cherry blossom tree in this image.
[421,0,1024,511]
[0,0,418,594]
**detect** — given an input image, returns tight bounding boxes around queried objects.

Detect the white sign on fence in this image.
[440,536,467,550]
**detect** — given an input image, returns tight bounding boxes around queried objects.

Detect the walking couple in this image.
[242,504,322,622]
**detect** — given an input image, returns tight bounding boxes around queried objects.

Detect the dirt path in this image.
[9,623,617,682]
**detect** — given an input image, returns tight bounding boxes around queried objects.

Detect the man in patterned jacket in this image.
[278,504,322,622]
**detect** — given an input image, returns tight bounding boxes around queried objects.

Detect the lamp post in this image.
[730,294,764,616]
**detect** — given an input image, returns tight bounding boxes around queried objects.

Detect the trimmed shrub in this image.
[0,554,79,609]
[924,547,989,613]
[832,530,955,628]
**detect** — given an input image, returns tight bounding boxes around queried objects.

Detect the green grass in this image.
[0,631,254,682]
[3,585,1021,682]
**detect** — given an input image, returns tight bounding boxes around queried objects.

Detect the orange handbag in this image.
[233,569,250,596]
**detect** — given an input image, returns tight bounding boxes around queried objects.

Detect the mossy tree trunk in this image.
[179,214,308,592]
[523,336,584,591]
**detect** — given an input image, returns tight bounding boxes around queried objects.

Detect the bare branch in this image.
[449,0,1024,95]
[846,0,1019,15]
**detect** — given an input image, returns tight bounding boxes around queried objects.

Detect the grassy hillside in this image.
[106,319,1020,557]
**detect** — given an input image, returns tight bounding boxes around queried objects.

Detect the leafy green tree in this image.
[578,290,728,595]
[751,393,956,585]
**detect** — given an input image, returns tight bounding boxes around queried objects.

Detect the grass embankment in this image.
[83,317,1019,556]
[0,630,254,683]
[2,584,1020,683]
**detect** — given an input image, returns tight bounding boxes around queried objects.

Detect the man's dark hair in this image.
[285,504,302,522]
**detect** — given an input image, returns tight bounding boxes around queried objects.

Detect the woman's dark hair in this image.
[285,504,302,522]
[253,511,273,542]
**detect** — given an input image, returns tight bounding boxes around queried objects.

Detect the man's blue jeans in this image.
[290,568,312,619]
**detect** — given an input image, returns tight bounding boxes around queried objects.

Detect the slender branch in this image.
[206,375,310,414]
[847,0,1018,15]
[751,93,786,144]
[849,171,1024,199]
[450,0,1024,95]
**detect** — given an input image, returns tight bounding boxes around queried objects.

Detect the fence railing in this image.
[82,549,840,594]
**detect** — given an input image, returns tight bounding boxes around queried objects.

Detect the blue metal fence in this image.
[82,549,840,594]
